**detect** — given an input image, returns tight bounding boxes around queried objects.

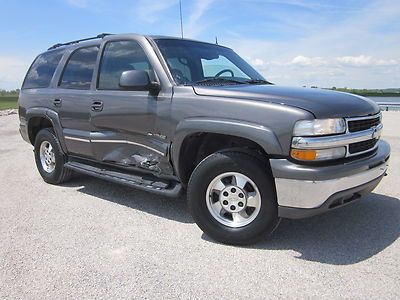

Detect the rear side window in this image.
[22,50,64,89]
[98,40,153,90]
[59,46,99,90]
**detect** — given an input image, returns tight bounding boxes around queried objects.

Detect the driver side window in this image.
[98,40,153,90]
[201,55,248,78]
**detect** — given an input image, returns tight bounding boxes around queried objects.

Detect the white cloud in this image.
[252,58,265,67]
[185,0,216,38]
[246,57,266,67]
[133,0,214,36]
[136,0,179,23]
[337,55,374,66]
[290,55,327,67]
[188,0,214,25]
[0,56,31,90]
[223,0,400,88]
[337,55,398,67]
[286,55,399,68]
[67,0,89,8]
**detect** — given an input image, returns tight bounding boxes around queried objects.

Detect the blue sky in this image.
[0,0,399,89]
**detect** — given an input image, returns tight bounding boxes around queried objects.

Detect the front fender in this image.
[171,117,283,177]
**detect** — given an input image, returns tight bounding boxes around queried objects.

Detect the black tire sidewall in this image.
[34,128,66,184]
[188,151,279,245]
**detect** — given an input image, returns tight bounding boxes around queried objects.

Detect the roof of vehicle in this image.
[46,33,230,52]
[147,35,231,49]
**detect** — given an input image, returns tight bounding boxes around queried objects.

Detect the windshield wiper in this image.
[245,79,273,85]
[194,78,246,85]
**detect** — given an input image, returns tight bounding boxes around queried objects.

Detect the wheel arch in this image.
[26,107,67,153]
[171,118,283,185]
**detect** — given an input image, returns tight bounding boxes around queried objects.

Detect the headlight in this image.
[293,118,346,136]
[291,118,347,161]
[291,147,346,161]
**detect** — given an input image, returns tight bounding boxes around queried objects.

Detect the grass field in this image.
[0,96,18,110]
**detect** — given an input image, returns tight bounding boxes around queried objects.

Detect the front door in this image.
[90,40,169,172]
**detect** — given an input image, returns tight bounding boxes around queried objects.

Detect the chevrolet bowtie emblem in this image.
[371,126,378,139]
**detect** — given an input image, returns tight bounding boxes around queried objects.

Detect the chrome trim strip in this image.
[64,136,165,156]
[91,139,165,156]
[65,136,91,143]
[292,123,382,149]
[275,160,388,209]
[345,112,381,122]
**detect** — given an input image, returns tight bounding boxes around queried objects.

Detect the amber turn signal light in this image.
[290,149,317,161]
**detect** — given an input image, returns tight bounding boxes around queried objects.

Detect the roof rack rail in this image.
[48,33,112,50]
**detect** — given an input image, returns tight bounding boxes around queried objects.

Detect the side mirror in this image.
[119,70,160,94]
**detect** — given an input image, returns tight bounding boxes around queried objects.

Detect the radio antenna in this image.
[179,0,184,38]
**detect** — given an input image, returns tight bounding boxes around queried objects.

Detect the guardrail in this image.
[377,102,400,111]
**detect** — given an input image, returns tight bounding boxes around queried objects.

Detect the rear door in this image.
[90,39,169,170]
[56,46,99,158]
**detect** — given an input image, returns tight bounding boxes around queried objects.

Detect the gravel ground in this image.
[0,112,399,299]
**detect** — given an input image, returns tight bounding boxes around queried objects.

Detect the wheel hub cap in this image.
[206,172,262,228]
[220,186,247,213]
[39,141,56,173]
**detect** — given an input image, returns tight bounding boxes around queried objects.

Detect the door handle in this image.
[91,101,104,112]
[53,99,62,107]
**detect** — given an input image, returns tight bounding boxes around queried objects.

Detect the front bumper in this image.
[271,140,390,219]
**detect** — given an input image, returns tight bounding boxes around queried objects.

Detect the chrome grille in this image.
[345,113,381,156]
[348,116,381,133]
[349,139,378,154]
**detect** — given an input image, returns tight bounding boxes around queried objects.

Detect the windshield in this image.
[154,39,266,85]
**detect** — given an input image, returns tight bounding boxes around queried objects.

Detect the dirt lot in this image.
[0,112,399,299]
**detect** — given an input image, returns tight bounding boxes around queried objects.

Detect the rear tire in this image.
[188,151,280,245]
[34,128,72,184]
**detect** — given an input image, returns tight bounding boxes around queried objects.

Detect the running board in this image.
[64,162,182,197]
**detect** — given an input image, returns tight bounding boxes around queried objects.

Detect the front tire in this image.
[187,151,279,245]
[34,128,72,184]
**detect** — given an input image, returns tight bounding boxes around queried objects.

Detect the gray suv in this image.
[19,33,390,244]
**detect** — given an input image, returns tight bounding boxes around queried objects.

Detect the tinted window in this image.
[22,50,64,89]
[155,39,265,85]
[98,41,153,90]
[201,56,248,78]
[59,46,99,90]
[166,57,192,83]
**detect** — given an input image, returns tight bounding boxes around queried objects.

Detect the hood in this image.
[193,85,380,118]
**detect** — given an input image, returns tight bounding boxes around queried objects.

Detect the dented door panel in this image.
[89,130,173,175]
